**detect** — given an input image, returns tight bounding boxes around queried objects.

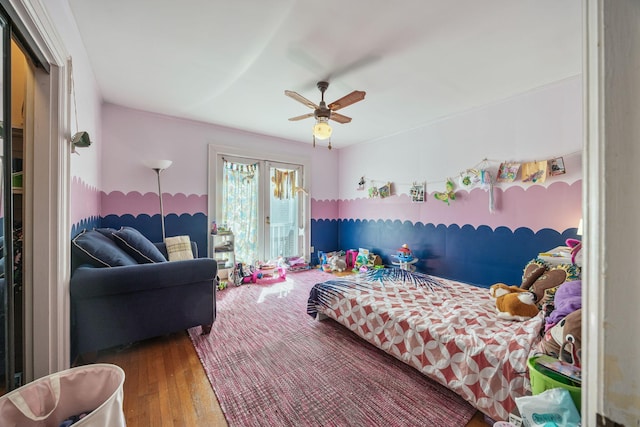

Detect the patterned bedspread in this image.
[306,270,544,421]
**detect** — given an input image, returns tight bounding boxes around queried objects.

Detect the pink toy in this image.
[252,266,286,284]
[345,249,357,269]
[565,238,582,265]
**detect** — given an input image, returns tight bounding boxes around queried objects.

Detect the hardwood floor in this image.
[95,332,226,426]
[95,332,491,427]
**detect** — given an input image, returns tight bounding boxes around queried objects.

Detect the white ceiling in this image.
[67,0,582,149]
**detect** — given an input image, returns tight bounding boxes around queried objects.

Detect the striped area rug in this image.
[188,269,476,426]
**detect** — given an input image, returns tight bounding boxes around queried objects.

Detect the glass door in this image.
[265,161,303,261]
[217,155,306,266]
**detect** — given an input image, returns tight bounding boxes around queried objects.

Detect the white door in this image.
[265,161,303,261]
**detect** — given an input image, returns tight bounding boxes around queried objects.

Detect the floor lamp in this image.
[146,160,172,241]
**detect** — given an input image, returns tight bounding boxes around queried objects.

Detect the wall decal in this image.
[378,182,392,198]
[434,179,456,205]
[410,182,426,203]
[497,162,521,182]
[522,161,548,183]
[549,157,566,176]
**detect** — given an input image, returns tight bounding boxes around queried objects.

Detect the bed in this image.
[306,269,544,421]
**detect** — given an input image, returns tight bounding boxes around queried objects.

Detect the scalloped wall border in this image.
[312,180,581,233]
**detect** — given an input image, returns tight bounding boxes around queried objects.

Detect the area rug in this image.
[188,269,477,426]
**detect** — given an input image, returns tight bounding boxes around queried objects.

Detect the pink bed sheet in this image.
[310,276,544,421]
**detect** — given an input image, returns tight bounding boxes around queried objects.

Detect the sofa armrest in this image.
[70,257,217,299]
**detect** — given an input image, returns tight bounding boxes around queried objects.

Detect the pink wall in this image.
[99,77,582,234]
[101,191,206,217]
[45,0,104,227]
[333,77,583,232]
[100,104,340,217]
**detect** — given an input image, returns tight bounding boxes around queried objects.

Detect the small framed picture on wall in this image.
[410,182,426,202]
[378,182,392,198]
[549,157,566,176]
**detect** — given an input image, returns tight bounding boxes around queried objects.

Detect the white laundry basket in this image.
[0,363,126,427]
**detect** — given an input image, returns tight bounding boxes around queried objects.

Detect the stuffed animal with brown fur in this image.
[490,283,529,298]
[490,283,540,321]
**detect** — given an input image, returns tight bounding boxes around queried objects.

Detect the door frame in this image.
[4,0,71,382]
[207,144,311,264]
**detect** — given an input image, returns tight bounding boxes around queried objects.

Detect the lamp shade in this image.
[313,119,332,140]
[145,159,173,170]
[577,218,583,236]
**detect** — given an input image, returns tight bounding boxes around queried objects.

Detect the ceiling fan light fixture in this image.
[313,117,332,140]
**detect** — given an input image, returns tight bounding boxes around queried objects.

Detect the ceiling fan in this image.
[285,81,366,149]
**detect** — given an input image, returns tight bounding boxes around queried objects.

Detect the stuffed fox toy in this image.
[490,283,540,321]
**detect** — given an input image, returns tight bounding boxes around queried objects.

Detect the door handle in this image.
[266,216,270,225]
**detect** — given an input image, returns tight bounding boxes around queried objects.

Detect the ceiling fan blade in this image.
[328,90,366,112]
[288,113,315,121]
[285,90,319,110]
[329,112,352,124]
[324,55,380,82]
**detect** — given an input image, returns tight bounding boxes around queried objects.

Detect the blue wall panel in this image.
[311,219,339,264]
[101,213,208,257]
[337,219,579,288]
[71,216,100,239]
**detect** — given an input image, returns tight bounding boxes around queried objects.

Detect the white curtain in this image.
[221,160,259,265]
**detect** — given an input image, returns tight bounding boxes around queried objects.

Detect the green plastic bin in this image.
[528,356,581,412]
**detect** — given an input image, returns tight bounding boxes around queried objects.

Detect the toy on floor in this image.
[353,248,383,272]
[490,283,540,321]
[396,244,413,261]
[233,262,256,285]
[328,254,347,272]
[345,249,358,269]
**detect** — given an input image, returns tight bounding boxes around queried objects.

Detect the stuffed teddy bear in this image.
[490,283,540,321]
[541,308,582,367]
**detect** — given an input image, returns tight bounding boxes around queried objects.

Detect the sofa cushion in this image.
[113,227,167,263]
[72,230,137,268]
[94,227,118,240]
[165,235,194,261]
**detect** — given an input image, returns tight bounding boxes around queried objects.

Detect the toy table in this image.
[391,257,418,272]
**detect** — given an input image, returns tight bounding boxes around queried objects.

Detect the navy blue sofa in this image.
[70,228,217,359]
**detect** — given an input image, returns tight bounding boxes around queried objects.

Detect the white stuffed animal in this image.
[329,255,347,272]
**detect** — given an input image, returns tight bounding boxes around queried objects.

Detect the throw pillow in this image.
[94,227,118,240]
[113,226,167,263]
[164,235,194,261]
[72,230,137,267]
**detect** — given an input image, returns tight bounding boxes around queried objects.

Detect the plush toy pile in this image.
[490,239,583,366]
